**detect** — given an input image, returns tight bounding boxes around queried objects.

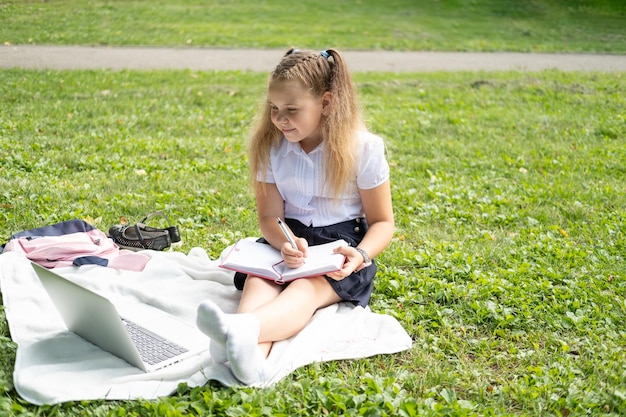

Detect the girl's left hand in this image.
[324,246,366,281]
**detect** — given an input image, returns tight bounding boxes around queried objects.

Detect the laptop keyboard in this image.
[121,318,189,365]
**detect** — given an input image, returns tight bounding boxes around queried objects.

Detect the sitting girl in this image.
[197,48,394,385]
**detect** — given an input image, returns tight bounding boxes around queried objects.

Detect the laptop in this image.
[32,262,211,372]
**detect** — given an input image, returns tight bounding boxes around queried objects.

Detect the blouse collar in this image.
[282,137,324,157]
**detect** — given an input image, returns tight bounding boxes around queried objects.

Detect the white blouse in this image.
[260,130,390,227]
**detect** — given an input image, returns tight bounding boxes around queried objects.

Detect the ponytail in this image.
[319,48,361,199]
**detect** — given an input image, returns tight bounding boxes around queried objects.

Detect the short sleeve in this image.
[257,155,276,184]
[355,131,390,190]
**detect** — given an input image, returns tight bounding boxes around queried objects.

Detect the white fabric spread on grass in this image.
[0,247,412,405]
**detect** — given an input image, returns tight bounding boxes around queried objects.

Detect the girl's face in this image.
[268,80,331,152]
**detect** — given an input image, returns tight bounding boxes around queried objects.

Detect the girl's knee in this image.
[287,276,341,305]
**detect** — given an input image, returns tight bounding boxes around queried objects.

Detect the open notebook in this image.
[219,239,347,284]
[32,262,211,373]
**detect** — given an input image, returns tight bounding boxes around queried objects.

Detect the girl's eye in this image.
[269,106,297,114]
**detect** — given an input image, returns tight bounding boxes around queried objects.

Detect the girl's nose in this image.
[276,111,288,123]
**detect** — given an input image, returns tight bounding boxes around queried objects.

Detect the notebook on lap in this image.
[31,262,210,373]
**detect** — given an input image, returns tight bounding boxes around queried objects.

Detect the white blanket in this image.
[0,247,412,405]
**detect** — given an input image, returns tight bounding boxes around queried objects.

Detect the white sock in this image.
[226,314,269,385]
[196,301,228,363]
[209,341,228,364]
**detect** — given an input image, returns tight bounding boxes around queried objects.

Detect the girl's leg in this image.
[237,277,283,357]
[235,275,341,349]
[198,275,340,384]
[251,276,341,343]
[197,276,281,362]
[225,275,340,384]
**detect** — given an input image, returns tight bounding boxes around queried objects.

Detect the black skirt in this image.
[233,218,377,307]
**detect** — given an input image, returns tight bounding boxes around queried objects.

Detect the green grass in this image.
[1,68,625,416]
[1,0,626,52]
[1,1,626,414]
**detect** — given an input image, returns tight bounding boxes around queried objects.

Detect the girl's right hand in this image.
[281,237,308,268]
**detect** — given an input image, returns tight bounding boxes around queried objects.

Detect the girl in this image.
[197,48,394,385]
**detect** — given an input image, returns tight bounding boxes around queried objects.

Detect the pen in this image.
[276,217,298,250]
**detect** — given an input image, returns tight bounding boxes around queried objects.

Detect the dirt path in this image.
[2,45,625,72]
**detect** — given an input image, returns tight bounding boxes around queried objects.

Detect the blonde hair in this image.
[248,48,363,199]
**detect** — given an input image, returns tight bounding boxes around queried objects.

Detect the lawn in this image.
[1,68,625,416]
[1,0,625,53]
[1,0,626,415]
